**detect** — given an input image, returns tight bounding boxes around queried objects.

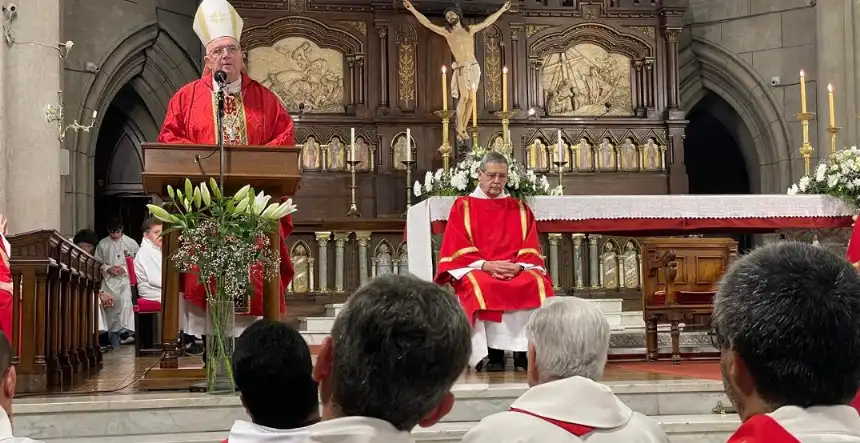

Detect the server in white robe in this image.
[133,219,162,305]
[93,218,138,348]
[462,297,669,443]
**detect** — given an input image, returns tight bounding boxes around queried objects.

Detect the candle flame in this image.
[442,65,447,73]
[800,70,805,77]
[828,83,833,92]
[503,66,508,74]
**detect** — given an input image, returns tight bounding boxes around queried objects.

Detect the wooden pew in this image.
[641,237,738,364]
[7,231,103,393]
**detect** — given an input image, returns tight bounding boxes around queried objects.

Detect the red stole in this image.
[509,408,595,437]
[727,414,800,443]
[434,196,554,325]
[0,238,12,345]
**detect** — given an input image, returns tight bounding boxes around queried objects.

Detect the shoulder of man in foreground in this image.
[0,438,44,442]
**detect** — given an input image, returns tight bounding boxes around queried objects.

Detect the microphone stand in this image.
[216,86,226,191]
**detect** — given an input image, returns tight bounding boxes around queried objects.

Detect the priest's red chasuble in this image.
[727,414,799,443]
[0,237,12,344]
[847,212,860,270]
[157,71,296,317]
[434,196,554,325]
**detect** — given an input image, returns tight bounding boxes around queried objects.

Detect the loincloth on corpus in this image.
[451,60,481,100]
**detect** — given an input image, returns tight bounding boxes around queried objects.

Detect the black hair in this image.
[73,229,99,247]
[105,217,123,232]
[232,319,319,429]
[444,6,468,32]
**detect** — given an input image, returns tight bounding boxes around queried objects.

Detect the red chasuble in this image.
[727,414,799,443]
[0,237,11,344]
[157,70,296,317]
[847,212,860,270]
[434,196,554,325]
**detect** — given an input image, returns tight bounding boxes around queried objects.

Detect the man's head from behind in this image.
[0,331,15,416]
[233,319,319,429]
[525,297,610,387]
[478,151,508,198]
[313,274,471,431]
[713,242,860,421]
[73,229,99,254]
[141,218,163,249]
[205,36,244,84]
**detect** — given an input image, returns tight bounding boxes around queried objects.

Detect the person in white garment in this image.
[310,274,471,443]
[461,297,669,443]
[93,218,139,350]
[133,218,162,306]
[0,331,42,442]
[713,242,860,443]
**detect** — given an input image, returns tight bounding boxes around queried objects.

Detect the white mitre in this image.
[193,0,244,46]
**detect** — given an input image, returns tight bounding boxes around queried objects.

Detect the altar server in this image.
[0,215,12,345]
[434,151,554,371]
[93,217,138,349]
[462,297,669,443]
[158,0,295,338]
[133,218,162,306]
[716,242,860,442]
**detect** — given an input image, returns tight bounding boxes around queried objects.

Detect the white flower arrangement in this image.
[788,146,860,203]
[414,148,555,200]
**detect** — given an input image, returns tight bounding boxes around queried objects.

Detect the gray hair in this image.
[328,274,472,431]
[525,297,610,382]
[479,151,508,171]
[713,242,860,407]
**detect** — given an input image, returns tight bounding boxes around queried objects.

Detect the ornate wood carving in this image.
[482,25,503,111]
[375,21,390,114]
[529,23,651,60]
[395,23,417,112]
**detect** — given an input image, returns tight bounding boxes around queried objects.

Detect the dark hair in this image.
[713,242,860,408]
[105,217,123,232]
[72,229,99,247]
[444,6,468,32]
[329,274,471,431]
[141,217,162,233]
[232,319,318,429]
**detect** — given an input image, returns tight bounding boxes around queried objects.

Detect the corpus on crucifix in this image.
[403,0,511,141]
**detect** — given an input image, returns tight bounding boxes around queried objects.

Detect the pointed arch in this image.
[290,240,311,256]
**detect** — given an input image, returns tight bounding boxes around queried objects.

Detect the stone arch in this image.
[679,37,793,193]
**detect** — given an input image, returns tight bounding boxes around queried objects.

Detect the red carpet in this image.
[611,361,722,381]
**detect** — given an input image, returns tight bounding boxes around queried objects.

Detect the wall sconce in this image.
[44,90,97,143]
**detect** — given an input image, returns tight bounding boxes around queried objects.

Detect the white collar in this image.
[214,75,242,94]
[769,405,860,438]
[469,186,509,200]
[141,237,160,252]
[227,420,310,443]
[306,416,414,443]
[0,405,14,439]
[510,376,632,429]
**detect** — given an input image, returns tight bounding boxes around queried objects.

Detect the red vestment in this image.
[157,71,296,317]
[0,237,11,344]
[434,196,554,325]
[727,414,799,443]
[847,211,860,269]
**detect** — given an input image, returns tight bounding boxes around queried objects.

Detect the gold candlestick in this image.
[469,126,480,150]
[345,160,362,218]
[829,125,841,158]
[496,110,517,155]
[435,109,454,171]
[796,111,816,176]
[552,160,567,195]
[401,159,416,218]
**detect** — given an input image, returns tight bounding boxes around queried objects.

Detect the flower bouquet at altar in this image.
[146,179,296,394]
[413,147,557,200]
[788,146,860,204]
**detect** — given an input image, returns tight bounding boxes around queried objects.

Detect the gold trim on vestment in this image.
[517,248,542,259]
[0,246,8,269]
[463,199,474,243]
[440,247,479,263]
[526,269,547,303]
[195,11,211,44]
[517,200,527,242]
[210,90,249,145]
[465,272,487,309]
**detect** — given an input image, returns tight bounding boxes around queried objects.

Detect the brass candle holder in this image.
[469,126,481,150]
[401,159,416,218]
[828,125,841,158]
[435,109,454,172]
[497,110,517,155]
[345,159,362,218]
[796,111,815,176]
[552,160,567,195]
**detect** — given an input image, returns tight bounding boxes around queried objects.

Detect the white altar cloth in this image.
[406,195,857,281]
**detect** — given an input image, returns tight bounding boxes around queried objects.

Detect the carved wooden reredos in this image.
[235,0,687,221]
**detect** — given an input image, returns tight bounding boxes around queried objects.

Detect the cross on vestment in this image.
[208,12,229,24]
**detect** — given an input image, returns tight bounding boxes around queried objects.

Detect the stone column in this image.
[572,234,585,289]
[588,234,601,289]
[663,27,682,117]
[645,57,655,110]
[315,232,331,292]
[633,60,645,117]
[5,1,62,231]
[355,231,371,287]
[334,232,349,292]
[547,234,562,290]
[511,25,522,109]
[374,22,389,113]
[308,257,316,292]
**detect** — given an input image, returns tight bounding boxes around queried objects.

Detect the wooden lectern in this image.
[139,143,302,390]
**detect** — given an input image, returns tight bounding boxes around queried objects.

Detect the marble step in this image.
[15,379,730,441]
[323,298,625,318]
[42,415,739,443]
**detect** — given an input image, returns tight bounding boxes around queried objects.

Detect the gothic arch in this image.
[529,23,651,59]
[679,37,793,193]
[242,16,363,54]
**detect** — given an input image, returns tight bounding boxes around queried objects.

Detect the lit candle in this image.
[92,110,98,119]
[828,83,836,127]
[502,66,509,112]
[442,66,448,111]
[472,88,478,128]
[350,127,356,161]
[557,130,563,162]
[800,70,807,113]
[406,128,412,162]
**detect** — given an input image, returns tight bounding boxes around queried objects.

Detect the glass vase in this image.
[205,298,236,395]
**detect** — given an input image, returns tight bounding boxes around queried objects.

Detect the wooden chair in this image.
[126,255,161,357]
[641,237,738,364]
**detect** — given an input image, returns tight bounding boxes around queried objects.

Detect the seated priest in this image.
[157,0,295,341]
[435,151,554,372]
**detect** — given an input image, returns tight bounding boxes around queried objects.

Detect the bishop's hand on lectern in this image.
[156,0,296,337]
[434,152,554,372]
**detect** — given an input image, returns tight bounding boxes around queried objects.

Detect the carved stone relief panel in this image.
[573,137,594,171]
[621,239,641,290]
[600,239,620,289]
[391,131,417,171]
[372,240,394,277]
[540,43,633,117]
[396,23,417,112]
[290,241,311,293]
[528,138,549,172]
[327,136,347,171]
[641,137,664,171]
[548,135,572,172]
[597,138,617,171]
[354,136,373,172]
[396,241,409,276]
[247,37,345,114]
[302,136,322,170]
[483,25,503,110]
[618,137,639,171]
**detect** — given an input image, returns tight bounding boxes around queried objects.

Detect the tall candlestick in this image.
[556,130,563,162]
[442,66,448,111]
[828,83,836,127]
[800,70,807,113]
[502,66,509,112]
[406,128,412,162]
[350,127,356,162]
[471,88,478,128]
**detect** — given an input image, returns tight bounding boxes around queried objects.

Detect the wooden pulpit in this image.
[140,143,302,390]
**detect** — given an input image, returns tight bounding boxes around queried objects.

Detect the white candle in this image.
[92,110,98,119]
[557,130,563,162]
[350,127,356,161]
[406,128,412,162]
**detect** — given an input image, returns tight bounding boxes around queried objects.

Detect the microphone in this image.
[214,70,227,86]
